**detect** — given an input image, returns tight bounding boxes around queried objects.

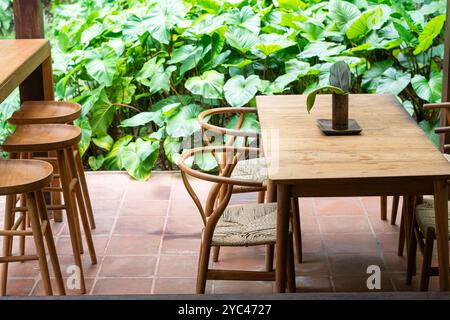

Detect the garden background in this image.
[0,0,446,180]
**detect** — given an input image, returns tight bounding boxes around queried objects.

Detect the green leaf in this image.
[414,15,446,55]
[169,45,204,76]
[88,154,104,171]
[306,86,345,113]
[185,70,224,99]
[328,0,361,31]
[361,59,394,90]
[164,136,182,164]
[74,116,92,157]
[104,135,133,170]
[120,139,160,180]
[419,120,439,147]
[298,42,346,59]
[194,151,218,172]
[224,75,260,107]
[166,104,204,138]
[84,44,118,87]
[276,0,307,11]
[329,61,351,92]
[254,34,296,57]
[81,23,103,44]
[90,90,115,136]
[225,27,259,53]
[411,72,443,103]
[346,6,383,40]
[226,6,260,34]
[120,111,163,128]
[92,135,114,151]
[376,68,411,96]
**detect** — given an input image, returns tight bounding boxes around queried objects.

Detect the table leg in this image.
[433,179,449,291]
[380,196,387,220]
[275,183,290,293]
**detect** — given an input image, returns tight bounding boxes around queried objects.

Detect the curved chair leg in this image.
[291,197,302,264]
[380,196,387,220]
[420,228,434,291]
[196,241,212,294]
[391,196,400,225]
[286,234,296,293]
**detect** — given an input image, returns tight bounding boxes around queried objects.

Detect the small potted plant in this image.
[306,61,361,135]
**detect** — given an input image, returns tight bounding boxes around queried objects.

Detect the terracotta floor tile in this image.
[318,215,371,234]
[2,279,35,296]
[169,200,202,216]
[368,216,401,233]
[153,278,197,294]
[157,255,199,278]
[92,278,153,295]
[32,278,94,296]
[301,234,324,253]
[295,253,329,276]
[88,185,125,201]
[300,215,320,234]
[99,256,157,277]
[213,280,274,294]
[120,200,169,216]
[376,233,401,253]
[295,276,333,292]
[50,254,102,279]
[314,198,365,216]
[61,216,115,236]
[213,254,266,271]
[161,235,200,255]
[113,216,165,235]
[7,259,40,277]
[125,185,171,201]
[328,253,386,276]
[106,235,161,255]
[322,233,379,253]
[165,216,203,235]
[56,236,109,256]
[91,200,122,216]
[332,275,394,292]
[299,198,315,216]
[361,197,397,217]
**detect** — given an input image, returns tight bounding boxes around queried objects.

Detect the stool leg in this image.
[380,196,387,220]
[74,148,96,229]
[56,149,86,294]
[36,190,66,295]
[26,192,53,296]
[50,151,64,222]
[66,148,97,264]
[1,195,15,296]
[391,195,400,225]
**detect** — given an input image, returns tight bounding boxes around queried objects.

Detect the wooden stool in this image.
[1,124,97,294]
[8,101,95,229]
[0,159,65,296]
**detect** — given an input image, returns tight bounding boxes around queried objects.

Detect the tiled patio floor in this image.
[0,171,445,296]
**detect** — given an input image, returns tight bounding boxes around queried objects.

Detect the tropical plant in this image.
[306,61,351,112]
[0,0,447,178]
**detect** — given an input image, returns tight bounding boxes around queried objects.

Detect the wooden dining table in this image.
[256,93,450,292]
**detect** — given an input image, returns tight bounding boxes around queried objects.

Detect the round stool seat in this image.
[0,159,53,195]
[8,101,81,125]
[1,124,81,153]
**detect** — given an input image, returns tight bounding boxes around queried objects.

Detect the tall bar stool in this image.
[8,101,95,229]
[0,124,97,294]
[0,159,65,296]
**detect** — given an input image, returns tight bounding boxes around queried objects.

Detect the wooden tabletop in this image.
[256,94,450,184]
[0,39,50,104]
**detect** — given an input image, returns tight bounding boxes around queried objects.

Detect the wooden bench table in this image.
[256,94,450,292]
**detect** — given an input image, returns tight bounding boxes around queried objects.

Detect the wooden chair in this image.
[0,124,97,294]
[179,146,296,294]
[198,107,303,265]
[0,159,65,296]
[8,101,95,229]
[405,102,450,290]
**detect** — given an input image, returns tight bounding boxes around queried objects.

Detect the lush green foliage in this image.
[0,0,447,179]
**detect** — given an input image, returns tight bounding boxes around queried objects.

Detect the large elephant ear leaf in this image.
[84,44,118,87]
[254,33,296,57]
[185,70,224,99]
[120,139,160,181]
[411,72,443,103]
[224,75,260,107]
[225,27,259,53]
[328,0,361,31]
[346,6,383,40]
[413,14,446,55]
[376,68,411,96]
[166,104,205,138]
[329,61,351,92]
[90,89,115,137]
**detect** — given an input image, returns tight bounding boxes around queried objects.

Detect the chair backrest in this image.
[198,107,261,174]
[178,146,263,227]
